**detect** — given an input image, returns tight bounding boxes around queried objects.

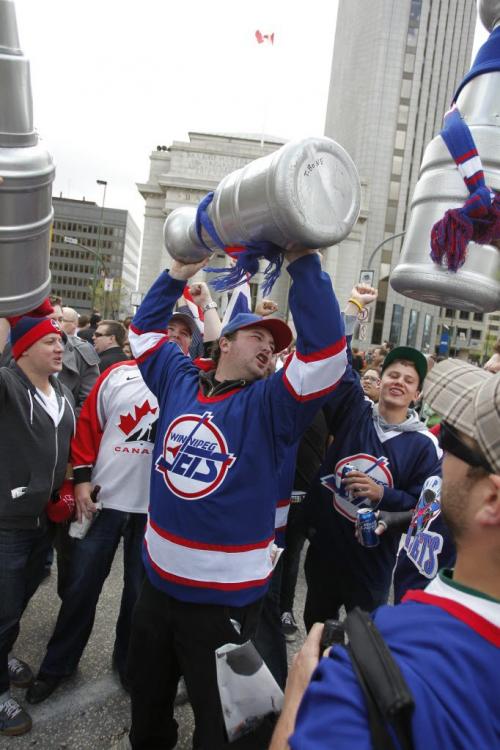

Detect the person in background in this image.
[93,320,128,373]
[359,367,381,403]
[58,306,100,414]
[351,347,364,373]
[78,312,101,344]
[484,338,500,373]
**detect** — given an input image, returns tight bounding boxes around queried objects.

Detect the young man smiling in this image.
[125,248,347,749]
[302,285,442,629]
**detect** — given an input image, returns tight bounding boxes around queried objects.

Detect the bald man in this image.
[60,307,79,337]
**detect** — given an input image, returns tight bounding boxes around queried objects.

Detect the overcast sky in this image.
[13,0,488,231]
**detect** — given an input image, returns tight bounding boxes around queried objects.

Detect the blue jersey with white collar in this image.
[130,254,347,606]
[306,360,442,594]
[291,573,500,750]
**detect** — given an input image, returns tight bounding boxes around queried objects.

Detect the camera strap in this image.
[344,607,415,750]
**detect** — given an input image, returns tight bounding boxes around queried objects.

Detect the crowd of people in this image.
[0,250,498,750]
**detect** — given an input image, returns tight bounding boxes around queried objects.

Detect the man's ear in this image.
[219,336,230,354]
[476,474,500,528]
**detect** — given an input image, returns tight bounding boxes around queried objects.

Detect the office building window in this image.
[473,312,483,322]
[406,309,419,347]
[389,304,404,345]
[421,313,433,352]
[444,308,455,318]
[459,310,470,320]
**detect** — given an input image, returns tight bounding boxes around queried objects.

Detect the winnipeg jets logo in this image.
[321,454,393,521]
[118,400,158,443]
[156,411,235,500]
[403,475,443,579]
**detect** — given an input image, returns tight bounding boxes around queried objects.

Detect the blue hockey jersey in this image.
[305,357,442,594]
[393,474,456,602]
[130,254,347,606]
[291,571,500,750]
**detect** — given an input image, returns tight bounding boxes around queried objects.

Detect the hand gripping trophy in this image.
[163,136,361,294]
[391,0,500,313]
[0,0,55,317]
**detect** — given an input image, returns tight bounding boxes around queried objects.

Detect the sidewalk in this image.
[1,547,308,749]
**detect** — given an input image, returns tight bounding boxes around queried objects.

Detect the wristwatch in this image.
[203,301,218,312]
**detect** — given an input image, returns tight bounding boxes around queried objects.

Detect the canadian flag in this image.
[255,30,275,45]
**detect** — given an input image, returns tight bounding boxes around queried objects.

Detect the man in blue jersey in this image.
[302,285,442,628]
[124,249,348,749]
[270,360,500,750]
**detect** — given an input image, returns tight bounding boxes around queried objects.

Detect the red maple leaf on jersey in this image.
[118,401,158,436]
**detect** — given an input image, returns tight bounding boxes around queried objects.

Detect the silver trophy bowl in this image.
[164,136,361,262]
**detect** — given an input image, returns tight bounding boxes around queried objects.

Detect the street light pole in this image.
[93,179,108,313]
[63,236,107,312]
[367,230,406,274]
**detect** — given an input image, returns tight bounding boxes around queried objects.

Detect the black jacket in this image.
[0,363,75,529]
[98,346,128,373]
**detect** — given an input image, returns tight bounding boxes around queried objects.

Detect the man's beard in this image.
[441,475,471,545]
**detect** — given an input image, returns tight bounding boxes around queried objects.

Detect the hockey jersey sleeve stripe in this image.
[403,590,500,647]
[148,517,273,552]
[295,336,347,363]
[144,525,274,588]
[129,327,169,361]
[283,345,347,401]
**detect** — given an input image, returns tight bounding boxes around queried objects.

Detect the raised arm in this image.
[129,258,207,394]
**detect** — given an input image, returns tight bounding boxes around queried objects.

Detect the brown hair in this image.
[210,331,238,366]
[100,319,127,348]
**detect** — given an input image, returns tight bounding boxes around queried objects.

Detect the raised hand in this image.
[169,257,209,281]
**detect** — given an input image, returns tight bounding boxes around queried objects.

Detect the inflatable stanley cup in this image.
[163,136,360,289]
[390,0,500,312]
[0,0,55,316]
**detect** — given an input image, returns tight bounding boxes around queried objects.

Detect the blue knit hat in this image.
[10,316,62,360]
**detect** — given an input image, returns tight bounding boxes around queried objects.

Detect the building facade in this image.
[324,0,479,353]
[50,197,141,317]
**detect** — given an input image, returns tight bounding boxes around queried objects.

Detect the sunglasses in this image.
[93,332,109,338]
[439,422,492,473]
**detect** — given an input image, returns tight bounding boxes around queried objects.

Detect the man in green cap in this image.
[302,285,442,628]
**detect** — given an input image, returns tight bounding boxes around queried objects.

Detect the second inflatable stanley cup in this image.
[164,137,361,263]
[391,1,500,312]
[0,0,55,316]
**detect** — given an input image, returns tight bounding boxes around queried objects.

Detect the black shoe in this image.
[0,696,32,736]
[281,611,299,643]
[8,658,34,688]
[25,675,62,705]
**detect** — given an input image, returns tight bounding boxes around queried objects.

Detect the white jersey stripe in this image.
[275,503,290,530]
[145,520,274,586]
[129,328,167,360]
[284,348,347,400]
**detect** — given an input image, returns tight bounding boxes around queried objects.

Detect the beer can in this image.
[341,463,356,481]
[357,508,379,548]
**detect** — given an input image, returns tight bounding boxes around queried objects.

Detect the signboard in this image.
[104,277,114,292]
[359,269,375,286]
[438,329,449,356]
[131,292,143,307]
